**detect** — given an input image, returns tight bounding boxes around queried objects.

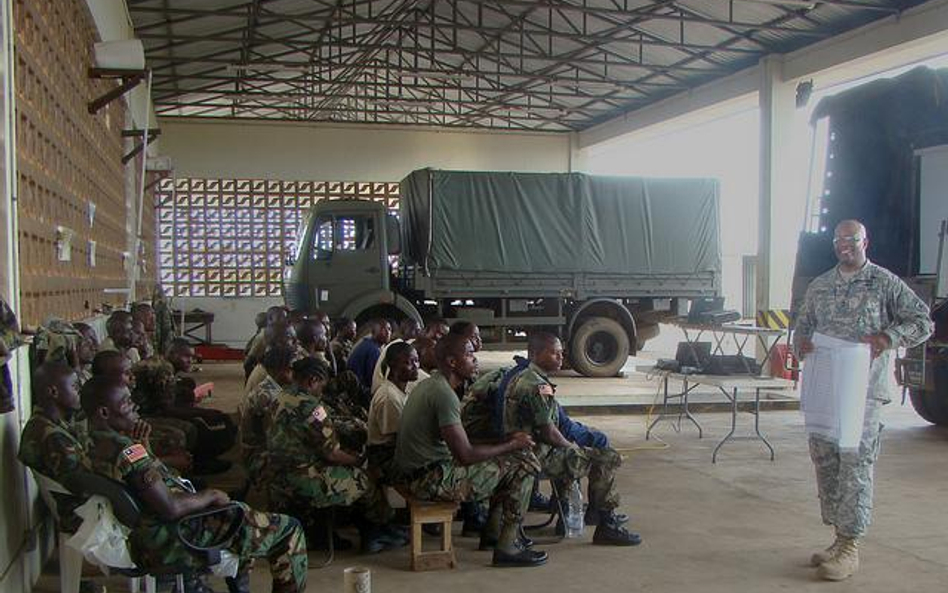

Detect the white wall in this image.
[159,119,571,180]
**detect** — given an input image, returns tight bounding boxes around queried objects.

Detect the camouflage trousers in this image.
[269,463,390,524]
[538,443,622,512]
[406,450,539,528]
[130,502,307,593]
[808,399,884,538]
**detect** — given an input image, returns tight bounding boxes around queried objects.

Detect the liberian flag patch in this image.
[123,444,149,463]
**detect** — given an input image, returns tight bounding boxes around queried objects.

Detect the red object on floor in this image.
[195,344,244,361]
[770,344,798,380]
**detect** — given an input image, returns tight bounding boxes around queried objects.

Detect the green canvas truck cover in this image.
[400,169,721,276]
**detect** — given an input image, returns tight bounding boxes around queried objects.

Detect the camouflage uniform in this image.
[132,358,197,455]
[464,363,623,513]
[1,297,23,413]
[322,369,369,452]
[330,337,354,370]
[239,375,284,482]
[31,320,81,370]
[18,410,91,532]
[87,428,307,592]
[396,372,538,527]
[265,386,388,524]
[152,288,175,357]
[794,261,933,538]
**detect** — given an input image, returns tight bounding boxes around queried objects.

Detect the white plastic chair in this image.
[30,471,166,593]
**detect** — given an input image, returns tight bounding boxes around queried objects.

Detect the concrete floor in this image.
[33,361,948,592]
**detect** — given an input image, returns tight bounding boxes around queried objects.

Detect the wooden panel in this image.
[156,178,399,298]
[14,0,127,324]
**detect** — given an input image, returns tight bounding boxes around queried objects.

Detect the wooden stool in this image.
[408,498,459,572]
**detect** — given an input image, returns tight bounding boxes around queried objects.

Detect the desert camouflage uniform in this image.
[397,372,538,527]
[794,261,933,537]
[87,428,307,592]
[239,375,284,482]
[18,410,91,532]
[265,386,387,523]
[466,363,623,513]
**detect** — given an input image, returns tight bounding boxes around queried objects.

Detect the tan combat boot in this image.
[810,533,843,566]
[816,536,859,581]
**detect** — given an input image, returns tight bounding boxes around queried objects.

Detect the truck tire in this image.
[908,356,948,426]
[570,317,630,378]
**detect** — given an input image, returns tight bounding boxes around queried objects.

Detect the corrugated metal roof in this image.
[127,0,929,130]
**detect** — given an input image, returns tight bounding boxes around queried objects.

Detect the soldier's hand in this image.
[507,431,535,450]
[862,332,891,359]
[132,420,152,443]
[205,489,230,507]
[795,339,814,360]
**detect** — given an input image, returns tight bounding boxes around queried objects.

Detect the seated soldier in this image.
[245,323,297,396]
[464,332,641,546]
[100,311,141,364]
[18,361,90,534]
[423,317,450,341]
[394,333,548,567]
[245,306,288,378]
[330,317,357,369]
[73,323,98,387]
[133,340,235,475]
[366,342,418,479]
[346,319,391,408]
[31,318,82,370]
[412,336,437,378]
[131,302,157,359]
[94,351,194,474]
[267,357,404,554]
[79,376,308,593]
[243,312,268,379]
[239,345,295,483]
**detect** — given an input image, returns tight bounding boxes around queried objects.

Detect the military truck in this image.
[792,66,948,425]
[286,170,722,377]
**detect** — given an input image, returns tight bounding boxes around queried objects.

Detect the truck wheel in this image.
[570,317,630,378]
[909,356,948,426]
[909,389,948,426]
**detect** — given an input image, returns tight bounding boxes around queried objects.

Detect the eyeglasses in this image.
[832,235,864,246]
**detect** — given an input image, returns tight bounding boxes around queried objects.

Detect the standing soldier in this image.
[794,220,933,581]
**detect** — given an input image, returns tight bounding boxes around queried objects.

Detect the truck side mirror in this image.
[386,214,401,255]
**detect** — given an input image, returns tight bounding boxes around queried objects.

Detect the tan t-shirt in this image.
[367,379,408,446]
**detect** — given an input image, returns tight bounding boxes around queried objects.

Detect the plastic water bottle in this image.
[565,481,584,538]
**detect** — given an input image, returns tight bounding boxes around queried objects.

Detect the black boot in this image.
[224,571,250,593]
[492,548,549,567]
[584,507,629,526]
[529,480,552,512]
[461,501,487,537]
[592,512,642,546]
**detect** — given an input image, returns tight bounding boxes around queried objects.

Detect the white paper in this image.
[800,332,871,450]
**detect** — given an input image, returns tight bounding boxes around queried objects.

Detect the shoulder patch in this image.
[538,384,554,396]
[122,443,149,464]
[308,405,328,424]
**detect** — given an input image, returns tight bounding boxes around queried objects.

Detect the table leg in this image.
[754,388,776,461]
[647,376,702,439]
[712,387,739,464]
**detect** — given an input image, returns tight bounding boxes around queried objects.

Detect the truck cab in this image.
[285,200,405,319]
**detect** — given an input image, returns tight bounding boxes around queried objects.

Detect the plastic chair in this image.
[31,470,154,593]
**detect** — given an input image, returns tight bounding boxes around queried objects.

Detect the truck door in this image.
[308,211,385,311]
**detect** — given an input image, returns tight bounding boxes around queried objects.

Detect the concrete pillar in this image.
[756,56,799,313]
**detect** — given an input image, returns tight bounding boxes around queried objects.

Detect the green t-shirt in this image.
[394,371,460,473]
